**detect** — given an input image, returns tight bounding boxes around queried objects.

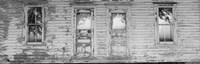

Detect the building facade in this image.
[0,0,200,63]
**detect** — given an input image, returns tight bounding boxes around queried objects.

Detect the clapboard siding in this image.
[129,2,155,59]
[175,0,200,62]
[0,0,200,63]
[46,0,74,60]
[94,5,109,58]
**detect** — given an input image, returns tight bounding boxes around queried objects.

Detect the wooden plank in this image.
[132,16,154,19]
[131,13,154,16]
[131,8,154,11]
[130,32,154,35]
[175,0,198,2]
[177,8,199,11]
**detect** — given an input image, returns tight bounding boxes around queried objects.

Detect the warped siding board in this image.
[178,3,199,6]
[177,13,199,16]
[131,8,154,11]
[47,29,72,32]
[133,0,152,2]
[132,13,154,16]
[130,33,154,35]
[175,0,198,2]
[177,24,200,27]
[132,5,153,8]
[177,5,199,8]
[178,32,200,35]
[177,27,200,31]
[177,21,200,24]
[177,12,199,16]
[131,11,154,13]
[48,1,71,5]
[131,19,155,21]
[48,21,72,24]
[131,16,154,19]
[177,8,199,11]
[96,12,107,16]
[177,11,199,13]
[95,6,109,58]
[128,43,155,46]
[48,17,68,21]
[130,35,154,38]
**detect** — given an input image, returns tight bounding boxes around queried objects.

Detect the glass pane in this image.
[158,8,173,24]
[28,25,42,42]
[76,13,92,29]
[159,25,173,42]
[28,7,42,24]
[111,13,126,29]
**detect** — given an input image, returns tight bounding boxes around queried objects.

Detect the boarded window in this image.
[75,9,93,58]
[158,7,173,42]
[110,9,127,57]
[26,7,43,42]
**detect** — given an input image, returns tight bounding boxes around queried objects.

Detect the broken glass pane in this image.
[28,7,42,25]
[158,7,173,42]
[76,13,92,29]
[27,7,43,42]
[158,8,173,24]
[111,13,126,29]
[28,25,42,42]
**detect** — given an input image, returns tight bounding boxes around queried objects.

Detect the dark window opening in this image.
[27,7,43,42]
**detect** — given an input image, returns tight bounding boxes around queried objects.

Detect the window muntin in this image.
[26,7,43,42]
[158,7,174,42]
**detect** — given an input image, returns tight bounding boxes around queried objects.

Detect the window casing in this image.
[74,9,94,58]
[25,6,44,42]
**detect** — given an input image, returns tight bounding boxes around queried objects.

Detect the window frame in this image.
[24,5,45,43]
[73,7,95,58]
[108,8,129,57]
[155,4,177,44]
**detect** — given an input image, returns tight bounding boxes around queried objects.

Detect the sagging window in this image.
[26,7,44,42]
[157,7,174,42]
[75,9,93,58]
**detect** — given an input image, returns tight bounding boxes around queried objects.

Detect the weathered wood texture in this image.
[0,0,200,63]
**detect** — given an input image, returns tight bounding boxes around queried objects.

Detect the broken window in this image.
[158,7,174,42]
[111,13,126,30]
[75,9,93,58]
[26,7,43,42]
[110,9,127,57]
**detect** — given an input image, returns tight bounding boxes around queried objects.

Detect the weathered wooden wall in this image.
[0,0,199,63]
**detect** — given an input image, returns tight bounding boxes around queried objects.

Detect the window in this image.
[158,7,173,42]
[110,9,127,57]
[75,9,93,58]
[155,3,176,43]
[25,6,44,42]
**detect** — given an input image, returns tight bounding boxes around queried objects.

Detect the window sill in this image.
[26,42,44,46]
[159,42,174,45]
